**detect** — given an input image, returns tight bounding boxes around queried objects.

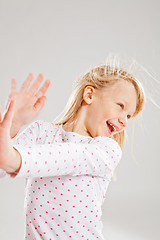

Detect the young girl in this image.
[0,61,145,240]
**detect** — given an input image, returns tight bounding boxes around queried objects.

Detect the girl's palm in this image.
[5,74,51,125]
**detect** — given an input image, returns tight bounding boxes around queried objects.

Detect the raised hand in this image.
[0,100,22,174]
[4,73,51,137]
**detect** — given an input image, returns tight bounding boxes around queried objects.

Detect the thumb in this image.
[2,99,16,129]
[34,96,46,112]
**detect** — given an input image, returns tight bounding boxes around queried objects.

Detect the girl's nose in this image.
[118,115,127,127]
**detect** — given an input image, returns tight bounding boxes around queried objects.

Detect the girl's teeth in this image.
[108,122,116,131]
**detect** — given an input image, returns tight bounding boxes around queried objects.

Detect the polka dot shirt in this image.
[1,120,122,240]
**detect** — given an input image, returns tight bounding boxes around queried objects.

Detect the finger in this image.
[11,78,17,93]
[35,80,51,99]
[2,99,15,129]
[0,104,2,122]
[34,96,46,113]
[4,98,10,112]
[28,73,44,96]
[20,73,34,92]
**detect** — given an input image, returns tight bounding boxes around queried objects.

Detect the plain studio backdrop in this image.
[0,0,160,240]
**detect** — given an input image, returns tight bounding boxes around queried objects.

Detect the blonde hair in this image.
[52,59,145,148]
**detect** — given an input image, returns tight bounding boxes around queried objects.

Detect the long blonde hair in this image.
[52,59,145,148]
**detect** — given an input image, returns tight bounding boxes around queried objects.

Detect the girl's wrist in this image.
[10,120,23,138]
[4,147,22,175]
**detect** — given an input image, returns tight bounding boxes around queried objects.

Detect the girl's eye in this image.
[118,103,124,109]
[127,115,131,119]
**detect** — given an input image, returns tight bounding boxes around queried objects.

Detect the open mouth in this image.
[106,121,117,134]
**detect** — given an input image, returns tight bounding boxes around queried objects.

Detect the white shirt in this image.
[0,120,122,240]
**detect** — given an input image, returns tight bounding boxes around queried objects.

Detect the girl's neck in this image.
[62,115,77,132]
[62,105,91,137]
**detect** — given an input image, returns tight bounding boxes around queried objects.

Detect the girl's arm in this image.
[10,125,122,181]
[0,119,41,178]
[11,139,122,181]
[0,100,122,180]
[0,100,22,174]
[0,117,44,178]
[0,74,50,177]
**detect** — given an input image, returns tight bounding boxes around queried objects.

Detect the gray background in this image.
[0,0,160,239]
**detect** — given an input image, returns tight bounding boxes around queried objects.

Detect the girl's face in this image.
[83,80,137,138]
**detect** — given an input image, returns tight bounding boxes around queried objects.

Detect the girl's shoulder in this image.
[89,134,121,147]
[30,119,60,137]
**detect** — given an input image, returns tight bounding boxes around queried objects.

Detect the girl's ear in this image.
[83,86,96,104]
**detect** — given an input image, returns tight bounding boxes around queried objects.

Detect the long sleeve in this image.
[13,136,122,180]
[11,120,42,146]
[4,120,44,178]
[0,120,39,179]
